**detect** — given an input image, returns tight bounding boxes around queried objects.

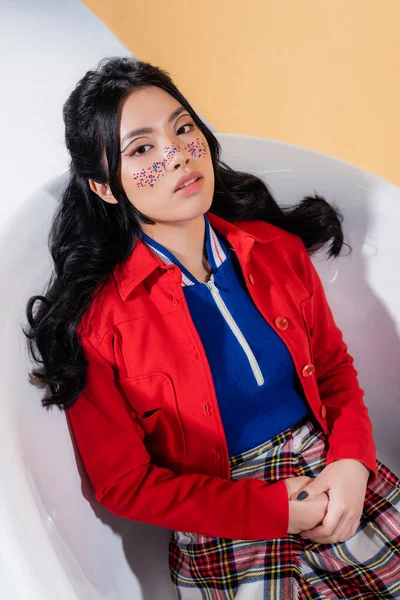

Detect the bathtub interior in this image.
[1,133,399,599]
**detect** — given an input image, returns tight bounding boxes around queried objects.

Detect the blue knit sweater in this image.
[140,215,310,457]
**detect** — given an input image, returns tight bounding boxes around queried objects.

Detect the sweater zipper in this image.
[203,273,264,386]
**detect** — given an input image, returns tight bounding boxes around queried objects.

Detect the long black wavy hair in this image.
[23,56,347,412]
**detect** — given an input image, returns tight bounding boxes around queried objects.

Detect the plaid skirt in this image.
[168,418,400,599]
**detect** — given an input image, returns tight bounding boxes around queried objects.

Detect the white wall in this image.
[0,0,217,232]
[0,0,131,230]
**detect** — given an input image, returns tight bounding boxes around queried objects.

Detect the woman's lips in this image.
[174,177,204,196]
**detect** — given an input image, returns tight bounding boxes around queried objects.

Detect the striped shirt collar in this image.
[139,214,229,286]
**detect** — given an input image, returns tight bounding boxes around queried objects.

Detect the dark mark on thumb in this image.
[297,491,309,501]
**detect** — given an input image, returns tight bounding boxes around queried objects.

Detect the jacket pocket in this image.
[117,372,186,460]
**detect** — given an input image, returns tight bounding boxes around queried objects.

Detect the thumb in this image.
[296,477,328,501]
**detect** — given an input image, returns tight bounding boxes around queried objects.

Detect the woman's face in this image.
[114,86,215,226]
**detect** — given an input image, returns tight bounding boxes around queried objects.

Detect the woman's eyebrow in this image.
[120,106,188,151]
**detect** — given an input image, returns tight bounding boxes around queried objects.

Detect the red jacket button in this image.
[301,364,315,377]
[248,273,255,285]
[320,405,327,419]
[275,316,289,330]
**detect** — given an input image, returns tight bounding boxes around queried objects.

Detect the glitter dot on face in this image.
[132,161,165,188]
[186,137,209,159]
[132,137,210,188]
[162,143,181,163]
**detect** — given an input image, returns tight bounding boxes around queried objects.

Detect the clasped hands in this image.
[284,459,370,544]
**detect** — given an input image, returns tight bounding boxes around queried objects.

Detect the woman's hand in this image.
[284,476,329,534]
[296,459,370,544]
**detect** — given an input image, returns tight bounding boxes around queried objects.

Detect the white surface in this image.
[0,0,217,234]
[1,135,399,599]
[0,0,130,230]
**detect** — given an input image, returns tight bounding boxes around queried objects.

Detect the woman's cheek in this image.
[185,137,209,159]
[132,161,165,188]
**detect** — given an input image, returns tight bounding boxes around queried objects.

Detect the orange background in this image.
[83,0,400,185]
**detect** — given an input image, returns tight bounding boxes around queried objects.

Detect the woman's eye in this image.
[130,144,152,157]
[177,122,195,135]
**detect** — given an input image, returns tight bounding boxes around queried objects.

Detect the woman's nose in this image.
[163,142,190,171]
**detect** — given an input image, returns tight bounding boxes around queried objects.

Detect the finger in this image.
[288,478,313,501]
[302,514,359,544]
[330,516,360,543]
[302,534,337,545]
[321,492,330,520]
[301,502,344,539]
[304,526,354,545]
[319,499,344,535]
[296,481,327,501]
[306,525,346,544]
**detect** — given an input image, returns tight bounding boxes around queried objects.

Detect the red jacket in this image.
[67,212,377,541]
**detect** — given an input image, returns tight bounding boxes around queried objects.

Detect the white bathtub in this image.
[1,133,399,599]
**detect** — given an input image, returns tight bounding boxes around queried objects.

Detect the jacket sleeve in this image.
[298,241,377,481]
[66,334,289,540]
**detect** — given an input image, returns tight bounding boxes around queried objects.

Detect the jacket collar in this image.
[113,211,279,301]
[139,214,230,287]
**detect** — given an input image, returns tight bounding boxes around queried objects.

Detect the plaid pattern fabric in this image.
[169,419,400,599]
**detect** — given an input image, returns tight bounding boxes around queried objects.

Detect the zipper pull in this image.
[205,273,218,291]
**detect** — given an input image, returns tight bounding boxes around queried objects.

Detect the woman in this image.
[24,57,400,599]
